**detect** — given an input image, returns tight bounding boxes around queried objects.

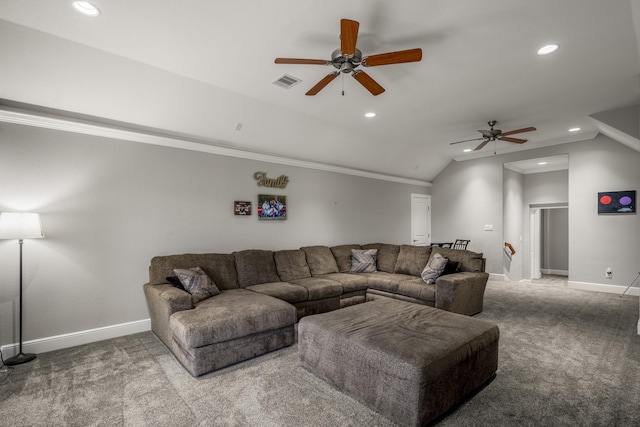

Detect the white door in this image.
[411,194,431,246]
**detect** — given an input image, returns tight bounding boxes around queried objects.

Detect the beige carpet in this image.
[1,277,639,426]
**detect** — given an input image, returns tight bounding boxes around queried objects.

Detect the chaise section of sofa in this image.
[169,288,295,376]
[144,252,297,376]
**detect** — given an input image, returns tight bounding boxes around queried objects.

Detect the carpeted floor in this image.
[1,278,639,426]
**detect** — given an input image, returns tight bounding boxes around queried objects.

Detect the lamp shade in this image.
[0,212,44,240]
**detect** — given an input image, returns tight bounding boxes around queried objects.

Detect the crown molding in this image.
[0,106,431,187]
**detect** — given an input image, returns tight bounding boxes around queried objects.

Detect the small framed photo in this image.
[258,194,287,220]
[234,201,252,216]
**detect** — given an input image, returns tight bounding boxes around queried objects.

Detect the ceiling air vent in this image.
[273,74,301,89]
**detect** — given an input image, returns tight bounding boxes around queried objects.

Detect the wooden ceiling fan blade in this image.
[362,48,422,67]
[305,72,339,96]
[275,58,328,65]
[474,139,490,151]
[449,137,484,145]
[352,71,385,96]
[500,136,528,144]
[340,19,359,56]
[501,126,536,136]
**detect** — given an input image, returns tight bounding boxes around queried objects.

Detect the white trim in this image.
[0,319,150,358]
[489,273,506,280]
[541,269,569,276]
[567,281,640,296]
[0,107,431,187]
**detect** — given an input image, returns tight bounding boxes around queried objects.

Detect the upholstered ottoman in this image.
[298,299,499,426]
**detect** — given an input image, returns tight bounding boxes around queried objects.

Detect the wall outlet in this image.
[606,267,612,279]
[484,224,493,231]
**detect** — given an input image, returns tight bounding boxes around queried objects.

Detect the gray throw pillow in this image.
[421,253,448,284]
[350,249,377,273]
[174,267,220,303]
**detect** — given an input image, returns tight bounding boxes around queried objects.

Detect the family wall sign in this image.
[253,171,289,189]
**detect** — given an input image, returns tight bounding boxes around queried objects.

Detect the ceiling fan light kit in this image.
[275,19,422,96]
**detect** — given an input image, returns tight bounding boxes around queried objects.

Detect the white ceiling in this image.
[1,0,639,181]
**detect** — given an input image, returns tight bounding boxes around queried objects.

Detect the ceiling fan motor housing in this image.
[331,48,362,73]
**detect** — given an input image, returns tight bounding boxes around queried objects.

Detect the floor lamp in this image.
[0,212,44,366]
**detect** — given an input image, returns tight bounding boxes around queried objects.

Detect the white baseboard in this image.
[489,273,506,280]
[1,318,151,358]
[541,269,569,276]
[567,281,640,296]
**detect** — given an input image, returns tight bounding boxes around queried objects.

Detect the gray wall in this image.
[430,155,504,272]
[0,123,428,347]
[432,134,640,287]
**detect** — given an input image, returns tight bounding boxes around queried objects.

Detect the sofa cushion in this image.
[150,253,239,290]
[301,246,339,275]
[363,272,417,294]
[169,289,296,348]
[362,243,400,273]
[245,282,308,303]
[330,244,362,273]
[430,247,484,272]
[350,249,377,273]
[394,245,432,277]
[289,277,343,300]
[174,267,221,303]
[317,273,369,293]
[421,253,448,284]
[274,249,312,281]
[233,250,281,287]
[396,278,436,302]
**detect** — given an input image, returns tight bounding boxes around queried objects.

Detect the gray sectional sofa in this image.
[143,243,489,376]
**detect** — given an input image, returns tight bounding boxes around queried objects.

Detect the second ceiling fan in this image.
[275,19,422,96]
[449,121,537,151]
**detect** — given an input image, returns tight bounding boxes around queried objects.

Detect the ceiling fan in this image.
[275,18,422,96]
[449,121,537,151]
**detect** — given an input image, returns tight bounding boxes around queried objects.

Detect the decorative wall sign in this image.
[258,194,287,220]
[598,190,636,214]
[254,172,289,189]
[234,201,252,216]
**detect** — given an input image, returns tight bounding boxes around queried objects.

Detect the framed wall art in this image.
[257,194,287,220]
[234,201,252,216]
[597,190,635,214]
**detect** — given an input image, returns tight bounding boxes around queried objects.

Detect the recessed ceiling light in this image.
[73,1,101,17]
[537,44,559,55]
[538,162,548,165]
[364,112,376,118]
[569,127,581,132]
[463,149,472,153]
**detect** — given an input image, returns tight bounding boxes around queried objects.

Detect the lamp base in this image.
[5,352,36,366]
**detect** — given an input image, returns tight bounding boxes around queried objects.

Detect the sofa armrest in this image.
[434,272,489,316]
[143,283,193,347]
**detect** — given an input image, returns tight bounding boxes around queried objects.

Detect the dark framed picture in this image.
[234,201,252,216]
[257,194,287,220]
[598,190,636,214]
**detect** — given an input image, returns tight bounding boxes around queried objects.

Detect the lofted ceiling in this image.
[1,0,639,182]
